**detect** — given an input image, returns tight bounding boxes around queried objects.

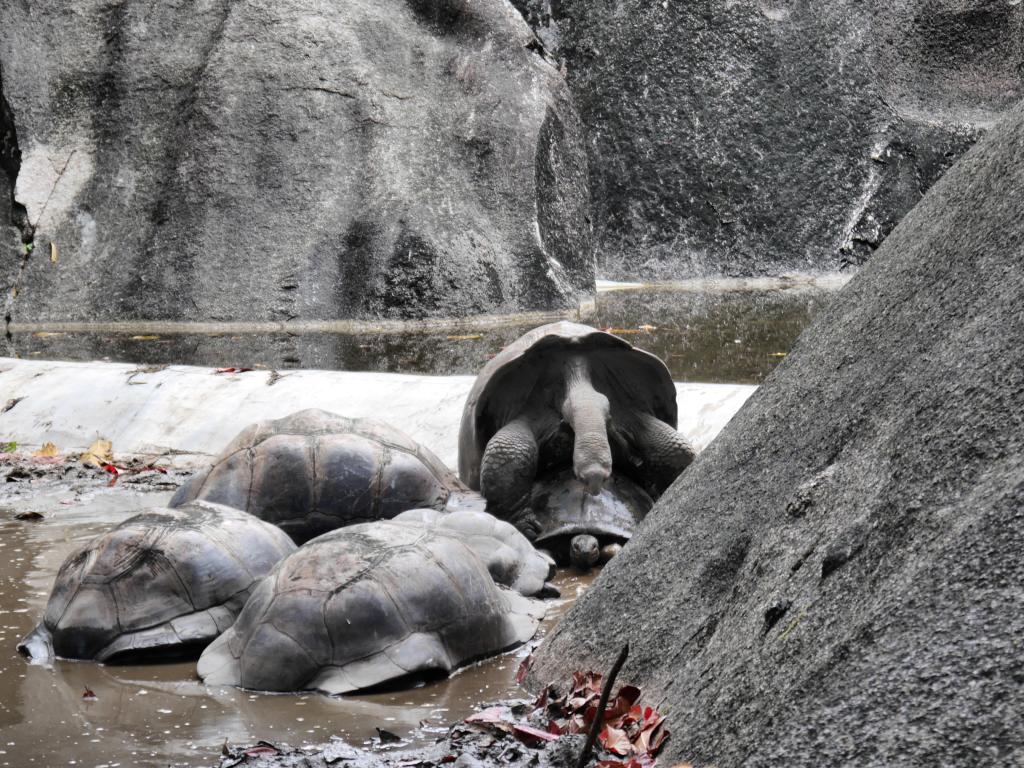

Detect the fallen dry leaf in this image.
[516,653,534,684]
[131,335,161,341]
[512,723,559,747]
[14,511,44,522]
[447,334,483,341]
[80,438,114,467]
[82,687,97,701]
[214,367,254,374]
[32,442,59,458]
[50,242,59,263]
[600,327,642,335]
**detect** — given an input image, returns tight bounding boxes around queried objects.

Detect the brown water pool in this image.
[0,484,595,768]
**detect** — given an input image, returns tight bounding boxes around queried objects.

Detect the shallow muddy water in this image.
[7,278,842,385]
[0,483,595,768]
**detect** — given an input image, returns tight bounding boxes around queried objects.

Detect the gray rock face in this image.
[530,102,1024,766]
[1,65,24,304]
[516,0,1023,278]
[0,0,591,324]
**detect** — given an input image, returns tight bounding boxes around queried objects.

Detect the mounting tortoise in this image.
[171,409,483,544]
[18,502,295,663]
[458,322,694,550]
[197,519,544,694]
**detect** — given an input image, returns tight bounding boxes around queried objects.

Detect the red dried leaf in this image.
[516,654,534,684]
[82,687,97,701]
[600,724,634,757]
[465,706,513,726]
[214,367,254,374]
[638,716,669,756]
[243,746,280,757]
[533,687,548,711]
[439,756,457,764]
[511,723,559,748]
[596,760,652,768]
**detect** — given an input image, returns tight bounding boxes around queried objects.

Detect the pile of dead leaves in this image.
[464,668,669,767]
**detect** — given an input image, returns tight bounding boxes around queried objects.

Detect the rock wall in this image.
[515,0,1024,278]
[530,101,1024,766]
[1,64,25,309]
[0,0,592,323]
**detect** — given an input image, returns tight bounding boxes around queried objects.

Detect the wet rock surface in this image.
[530,102,1024,766]
[0,0,591,324]
[516,0,1023,278]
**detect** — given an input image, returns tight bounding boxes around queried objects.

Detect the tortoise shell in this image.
[197,520,543,694]
[17,502,295,663]
[392,508,554,596]
[513,470,653,564]
[171,409,468,543]
[457,321,678,490]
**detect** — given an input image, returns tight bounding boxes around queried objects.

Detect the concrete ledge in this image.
[0,358,755,470]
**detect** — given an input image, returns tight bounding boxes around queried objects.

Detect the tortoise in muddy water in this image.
[512,470,654,568]
[197,520,544,695]
[171,409,482,544]
[458,322,694,518]
[18,502,296,663]
[392,508,555,596]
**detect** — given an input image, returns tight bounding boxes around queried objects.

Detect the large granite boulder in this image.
[1,67,24,307]
[0,0,591,323]
[530,101,1024,766]
[515,0,1023,278]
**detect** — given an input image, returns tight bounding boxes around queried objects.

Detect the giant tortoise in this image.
[513,470,653,568]
[171,409,482,543]
[197,520,543,694]
[18,502,296,663]
[458,322,694,515]
[392,508,555,596]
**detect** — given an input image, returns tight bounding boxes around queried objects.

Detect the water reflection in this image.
[8,281,839,384]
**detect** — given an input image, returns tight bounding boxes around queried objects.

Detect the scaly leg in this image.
[480,417,539,518]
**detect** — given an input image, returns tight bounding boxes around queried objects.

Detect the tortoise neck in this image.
[561,355,612,494]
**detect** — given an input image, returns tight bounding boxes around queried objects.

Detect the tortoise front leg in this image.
[480,417,539,518]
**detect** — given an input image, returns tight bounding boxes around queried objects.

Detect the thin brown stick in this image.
[577,642,630,768]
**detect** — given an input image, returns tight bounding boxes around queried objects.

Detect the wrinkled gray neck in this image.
[561,354,612,493]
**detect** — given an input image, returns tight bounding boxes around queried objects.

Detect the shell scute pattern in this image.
[18,502,296,663]
[197,521,543,694]
[392,508,554,596]
[171,410,465,543]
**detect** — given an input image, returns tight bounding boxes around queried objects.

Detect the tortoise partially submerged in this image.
[457,321,693,529]
[392,508,555,596]
[172,409,482,544]
[197,520,543,694]
[18,502,296,663]
[512,470,653,568]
